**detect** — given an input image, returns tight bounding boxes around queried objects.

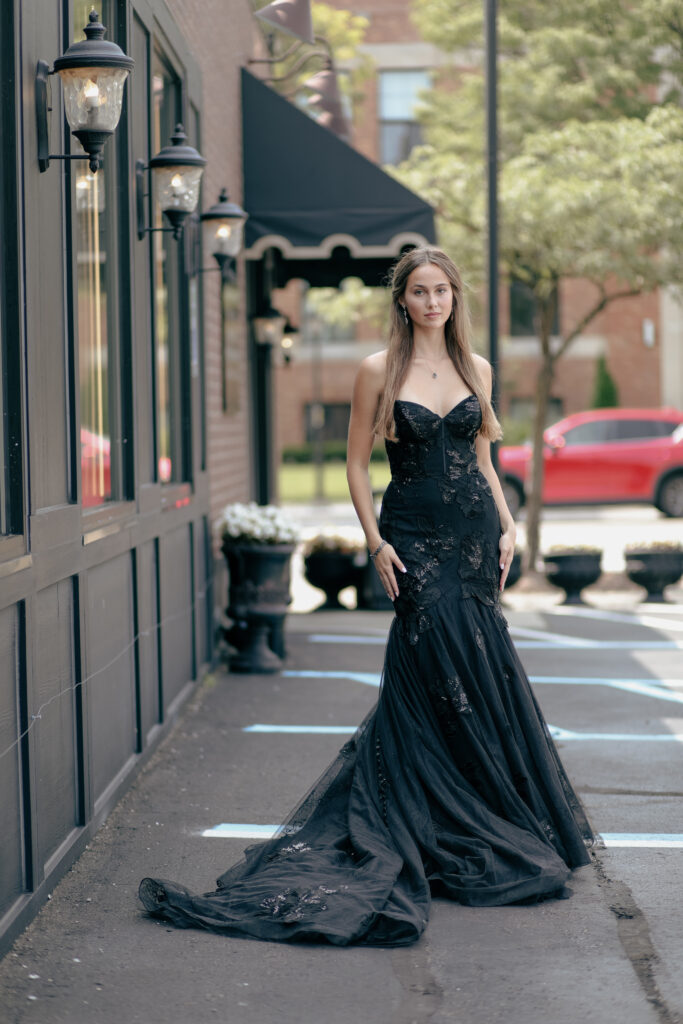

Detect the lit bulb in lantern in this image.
[170,173,183,193]
[84,79,100,110]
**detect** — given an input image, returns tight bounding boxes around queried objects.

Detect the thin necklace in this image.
[416,352,448,379]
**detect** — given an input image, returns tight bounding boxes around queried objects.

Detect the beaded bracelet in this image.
[370,539,387,560]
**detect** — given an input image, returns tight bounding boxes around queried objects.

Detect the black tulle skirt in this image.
[139,594,592,946]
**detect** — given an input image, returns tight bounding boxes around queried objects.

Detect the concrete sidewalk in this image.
[1,605,681,1024]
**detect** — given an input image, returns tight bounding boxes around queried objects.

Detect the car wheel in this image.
[657,473,683,517]
[502,478,524,518]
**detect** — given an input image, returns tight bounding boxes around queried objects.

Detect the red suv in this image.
[499,408,683,517]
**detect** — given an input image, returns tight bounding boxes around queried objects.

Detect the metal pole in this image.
[485,0,499,468]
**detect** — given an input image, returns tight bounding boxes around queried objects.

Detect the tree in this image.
[394,0,683,565]
[592,356,619,409]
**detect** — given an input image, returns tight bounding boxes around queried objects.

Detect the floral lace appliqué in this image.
[259,885,339,922]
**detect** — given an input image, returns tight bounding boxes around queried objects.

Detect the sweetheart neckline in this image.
[394,394,477,421]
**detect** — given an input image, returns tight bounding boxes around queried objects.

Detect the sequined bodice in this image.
[386,395,482,488]
[378,395,504,644]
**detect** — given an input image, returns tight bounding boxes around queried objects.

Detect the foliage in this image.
[264,3,373,115]
[306,278,389,334]
[217,502,300,545]
[591,356,619,409]
[282,440,387,464]
[279,463,391,502]
[624,540,683,553]
[393,0,683,565]
[302,527,366,556]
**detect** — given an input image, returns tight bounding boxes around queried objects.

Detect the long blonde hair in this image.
[373,247,502,442]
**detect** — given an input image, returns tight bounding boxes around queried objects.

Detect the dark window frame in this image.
[377,69,431,167]
[509,276,559,338]
[65,0,137,529]
[0,0,25,550]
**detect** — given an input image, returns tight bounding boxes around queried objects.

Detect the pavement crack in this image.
[593,850,681,1024]
[390,942,444,1024]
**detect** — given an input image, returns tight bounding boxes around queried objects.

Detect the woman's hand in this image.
[498,524,517,591]
[372,543,406,600]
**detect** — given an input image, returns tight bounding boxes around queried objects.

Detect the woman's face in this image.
[400,262,453,329]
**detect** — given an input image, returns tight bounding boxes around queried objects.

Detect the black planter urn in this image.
[304,550,362,610]
[625,549,683,603]
[222,541,295,672]
[543,550,602,605]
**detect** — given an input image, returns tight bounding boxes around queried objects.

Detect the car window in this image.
[561,421,610,445]
[607,419,676,442]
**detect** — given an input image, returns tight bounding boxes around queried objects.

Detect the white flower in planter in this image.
[217,502,300,545]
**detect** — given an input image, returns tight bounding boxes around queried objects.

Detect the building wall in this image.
[0,0,256,957]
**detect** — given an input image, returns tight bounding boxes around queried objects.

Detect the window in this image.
[305,403,351,443]
[152,53,184,484]
[73,0,121,508]
[562,421,611,445]
[509,277,559,337]
[378,70,430,166]
[608,419,677,442]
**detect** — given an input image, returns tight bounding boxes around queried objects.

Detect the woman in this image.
[139,248,592,945]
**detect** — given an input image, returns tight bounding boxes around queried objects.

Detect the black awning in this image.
[241,69,435,263]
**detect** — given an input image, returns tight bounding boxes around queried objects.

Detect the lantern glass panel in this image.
[58,67,129,133]
[155,165,204,214]
[213,220,244,258]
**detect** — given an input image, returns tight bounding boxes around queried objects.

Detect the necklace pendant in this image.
[432,372,437,379]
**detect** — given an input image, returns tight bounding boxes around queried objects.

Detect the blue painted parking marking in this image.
[307,633,682,650]
[283,669,381,687]
[601,835,683,848]
[548,725,683,742]
[243,722,683,741]
[200,825,683,848]
[283,670,683,704]
[244,724,356,734]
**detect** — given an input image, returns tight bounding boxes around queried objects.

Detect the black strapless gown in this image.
[139,395,592,945]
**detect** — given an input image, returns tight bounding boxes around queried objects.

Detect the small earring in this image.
[401,305,409,325]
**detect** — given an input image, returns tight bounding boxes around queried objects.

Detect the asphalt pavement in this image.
[1,579,683,1024]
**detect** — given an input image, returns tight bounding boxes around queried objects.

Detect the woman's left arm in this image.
[473,357,517,590]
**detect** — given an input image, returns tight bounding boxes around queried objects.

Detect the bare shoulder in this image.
[353,350,386,398]
[472,353,492,389]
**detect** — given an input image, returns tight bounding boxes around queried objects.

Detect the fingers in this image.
[499,541,515,592]
[373,545,404,600]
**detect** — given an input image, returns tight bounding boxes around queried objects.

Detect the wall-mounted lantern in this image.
[36,9,134,174]
[200,189,248,281]
[136,124,206,241]
[253,307,287,347]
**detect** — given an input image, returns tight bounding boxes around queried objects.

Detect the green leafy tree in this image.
[592,356,619,409]
[395,0,683,566]
[260,3,373,115]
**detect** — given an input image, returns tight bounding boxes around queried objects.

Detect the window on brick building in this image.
[509,276,559,337]
[378,70,431,166]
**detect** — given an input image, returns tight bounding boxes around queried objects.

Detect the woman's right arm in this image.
[346,354,405,600]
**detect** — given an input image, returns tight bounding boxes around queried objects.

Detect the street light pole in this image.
[485,0,499,468]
